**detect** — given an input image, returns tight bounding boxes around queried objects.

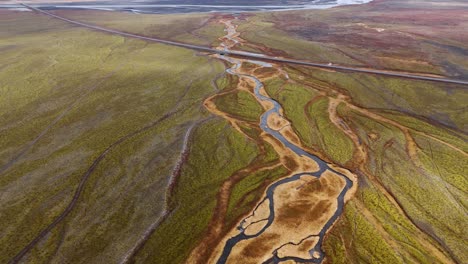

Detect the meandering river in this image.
[212,18,356,264]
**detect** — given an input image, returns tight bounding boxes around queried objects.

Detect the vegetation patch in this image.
[134,118,259,264]
[212,90,264,122]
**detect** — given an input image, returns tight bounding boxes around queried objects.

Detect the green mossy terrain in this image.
[0,11,287,264]
[212,90,264,122]
[282,65,467,133]
[1,0,467,263]
[0,10,229,263]
[264,78,354,165]
[134,118,260,264]
[49,9,224,46]
[323,106,467,263]
[306,98,354,165]
[225,165,288,226]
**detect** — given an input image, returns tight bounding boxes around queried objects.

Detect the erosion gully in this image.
[211,18,356,264]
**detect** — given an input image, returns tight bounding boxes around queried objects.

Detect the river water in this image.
[1,0,372,14]
[213,19,354,264]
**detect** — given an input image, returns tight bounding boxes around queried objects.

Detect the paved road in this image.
[22,4,468,86]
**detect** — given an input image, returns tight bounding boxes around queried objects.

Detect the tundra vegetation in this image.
[0,10,289,264]
[0,10,244,263]
[47,9,225,46]
[235,0,468,79]
[1,0,467,263]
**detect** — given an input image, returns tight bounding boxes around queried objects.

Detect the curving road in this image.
[22,4,468,86]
